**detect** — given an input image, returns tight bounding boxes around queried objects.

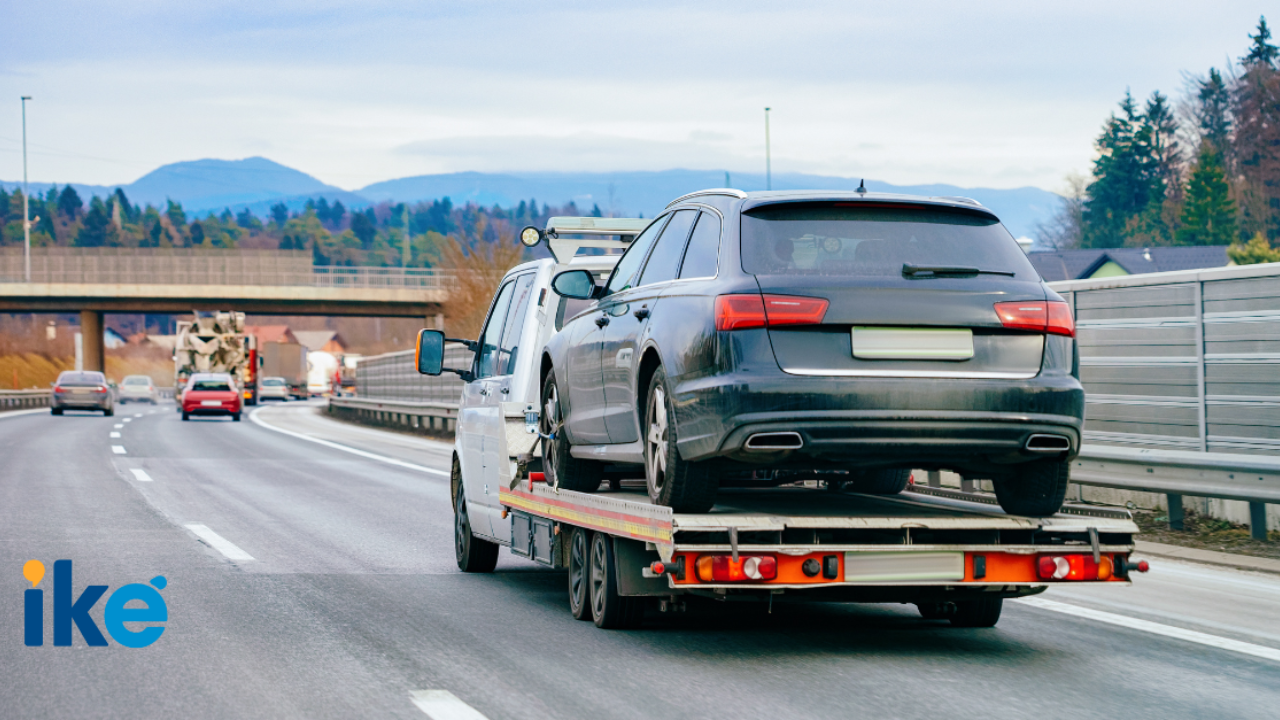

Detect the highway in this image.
[3,402,1279,719]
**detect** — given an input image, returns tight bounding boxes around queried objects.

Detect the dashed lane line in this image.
[133,413,142,418]
[114,423,123,428]
[129,469,153,482]
[249,407,448,476]
[410,690,490,720]
[124,418,133,422]
[110,431,121,438]
[111,445,127,455]
[1016,597,1280,663]
[184,524,254,561]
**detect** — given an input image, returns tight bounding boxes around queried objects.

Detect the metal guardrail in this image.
[328,396,459,432]
[0,389,50,410]
[1072,445,1279,540]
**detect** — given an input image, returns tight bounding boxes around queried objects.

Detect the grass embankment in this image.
[1,319,174,389]
[1133,509,1280,561]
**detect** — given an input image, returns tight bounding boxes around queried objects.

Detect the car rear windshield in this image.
[192,380,232,392]
[123,376,151,386]
[57,372,105,385]
[741,203,1037,278]
[262,378,285,386]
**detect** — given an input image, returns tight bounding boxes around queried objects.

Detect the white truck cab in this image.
[416,217,647,569]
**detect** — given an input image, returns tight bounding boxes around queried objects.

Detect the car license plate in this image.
[843,552,965,582]
[201,400,222,407]
[72,388,92,394]
[851,327,974,360]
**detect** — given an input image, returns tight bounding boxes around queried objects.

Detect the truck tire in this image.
[541,372,603,492]
[993,458,1070,517]
[568,527,593,621]
[949,596,1003,628]
[844,468,911,495]
[589,533,644,629]
[644,367,717,513]
[454,491,499,573]
[51,408,63,416]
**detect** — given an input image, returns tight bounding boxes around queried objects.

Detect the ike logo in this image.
[23,560,168,648]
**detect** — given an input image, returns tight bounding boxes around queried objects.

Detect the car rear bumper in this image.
[184,406,240,415]
[52,396,111,409]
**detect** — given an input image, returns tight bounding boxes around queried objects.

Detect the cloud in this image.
[395,132,751,173]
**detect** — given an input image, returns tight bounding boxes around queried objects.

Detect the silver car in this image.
[51,371,114,416]
[258,376,291,401]
[118,374,159,404]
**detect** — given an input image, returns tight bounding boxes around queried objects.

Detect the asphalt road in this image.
[3,401,1279,720]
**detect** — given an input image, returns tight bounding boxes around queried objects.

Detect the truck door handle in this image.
[633,306,650,320]
[595,315,610,328]
[479,387,490,396]
[500,387,510,394]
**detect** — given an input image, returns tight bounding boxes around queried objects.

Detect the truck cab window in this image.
[475,280,516,380]
[495,274,536,376]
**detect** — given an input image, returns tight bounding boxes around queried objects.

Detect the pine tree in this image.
[1177,144,1237,245]
[76,197,111,247]
[1228,232,1280,263]
[1243,16,1278,67]
[57,186,83,219]
[270,202,289,228]
[1082,92,1161,247]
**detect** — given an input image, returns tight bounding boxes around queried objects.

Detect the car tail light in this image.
[994,301,1074,337]
[694,554,777,582]
[1037,554,1113,581]
[54,386,65,394]
[715,294,828,331]
[95,386,108,394]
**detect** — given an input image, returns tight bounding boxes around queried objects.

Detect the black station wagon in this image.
[540,189,1083,516]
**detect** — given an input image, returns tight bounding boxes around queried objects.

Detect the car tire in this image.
[993,458,1070,517]
[568,527,594,621]
[104,408,114,417]
[182,412,190,421]
[949,597,1003,628]
[644,367,717,513]
[51,408,63,416]
[589,533,644,629]
[454,490,499,573]
[844,468,911,495]
[541,372,603,493]
[233,413,241,422]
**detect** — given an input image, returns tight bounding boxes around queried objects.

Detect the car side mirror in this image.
[552,269,599,300]
[416,329,445,375]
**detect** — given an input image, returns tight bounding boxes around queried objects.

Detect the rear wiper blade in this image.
[902,263,1016,277]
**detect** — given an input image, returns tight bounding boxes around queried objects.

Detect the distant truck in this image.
[259,341,309,400]
[173,311,257,405]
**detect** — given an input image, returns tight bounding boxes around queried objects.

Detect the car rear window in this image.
[57,372,105,385]
[123,376,150,386]
[741,203,1036,278]
[262,378,285,386]
[192,380,232,392]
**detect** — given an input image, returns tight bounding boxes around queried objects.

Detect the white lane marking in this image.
[130,469,153,482]
[249,407,448,476]
[134,413,142,418]
[124,418,133,422]
[1016,597,1280,663]
[410,690,490,720]
[111,445,127,454]
[110,431,121,438]
[184,524,254,561]
[0,408,48,420]
[114,423,123,428]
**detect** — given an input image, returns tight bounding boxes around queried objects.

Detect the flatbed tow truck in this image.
[415,213,1146,630]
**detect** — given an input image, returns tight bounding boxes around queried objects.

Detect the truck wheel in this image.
[541,372,603,492]
[454,491,499,573]
[844,468,911,495]
[568,527,593,621]
[917,601,953,620]
[644,367,717,513]
[51,408,63,416]
[589,533,644,629]
[949,597,1003,628]
[993,458,1070,517]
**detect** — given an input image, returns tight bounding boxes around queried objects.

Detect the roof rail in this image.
[665,188,748,208]
[933,196,983,207]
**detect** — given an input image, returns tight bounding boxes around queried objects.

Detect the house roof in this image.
[292,330,345,353]
[1028,246,1231,282]
[247,325,298,344]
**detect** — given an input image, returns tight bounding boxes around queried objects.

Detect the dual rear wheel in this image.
[567,526,644,629]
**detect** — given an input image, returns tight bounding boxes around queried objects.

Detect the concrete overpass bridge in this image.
[1,249,450,372]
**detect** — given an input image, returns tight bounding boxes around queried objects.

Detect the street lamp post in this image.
[764,107,772,191]
[21,96,32,283]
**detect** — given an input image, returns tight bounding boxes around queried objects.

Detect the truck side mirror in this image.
[552,269,598,300]
[416,329,445,375]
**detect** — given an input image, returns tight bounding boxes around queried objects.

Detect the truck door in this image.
[457,278,517,539]
[600,209,697,442]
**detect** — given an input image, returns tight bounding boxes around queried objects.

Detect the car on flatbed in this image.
[413,204,1143,630]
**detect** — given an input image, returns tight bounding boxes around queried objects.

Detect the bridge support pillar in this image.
[79,310,105,373]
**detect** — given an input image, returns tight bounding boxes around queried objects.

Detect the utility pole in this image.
[21,96,32,283]
[764,107,772,191]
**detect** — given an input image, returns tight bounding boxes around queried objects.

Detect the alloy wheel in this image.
[646,386,668,495]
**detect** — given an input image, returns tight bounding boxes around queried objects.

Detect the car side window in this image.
[475,280,516,380]
[605,215,670,294]
[495,273,536,376]
[638,209,698,287]
[679,212,721,279]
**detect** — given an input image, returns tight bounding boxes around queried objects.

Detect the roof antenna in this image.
[856,179,867,194]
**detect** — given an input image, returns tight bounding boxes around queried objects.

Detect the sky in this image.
[0,1,1271,193]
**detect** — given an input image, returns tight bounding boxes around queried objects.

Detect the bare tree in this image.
[439,215,527,340]
[1035,173,1088,250]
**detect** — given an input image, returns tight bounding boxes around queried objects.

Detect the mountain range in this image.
[4,157,1061,239]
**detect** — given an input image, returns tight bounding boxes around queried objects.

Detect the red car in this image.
[181,373,242,421]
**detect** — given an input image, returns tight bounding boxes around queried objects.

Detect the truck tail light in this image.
[694,554,777,582]
[715,295,829,331]
[994,301,1074,337]
[1037,554,1113,581]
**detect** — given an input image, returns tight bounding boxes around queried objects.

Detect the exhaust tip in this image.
[745,431,804,450]
[1026,434,1071,452]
